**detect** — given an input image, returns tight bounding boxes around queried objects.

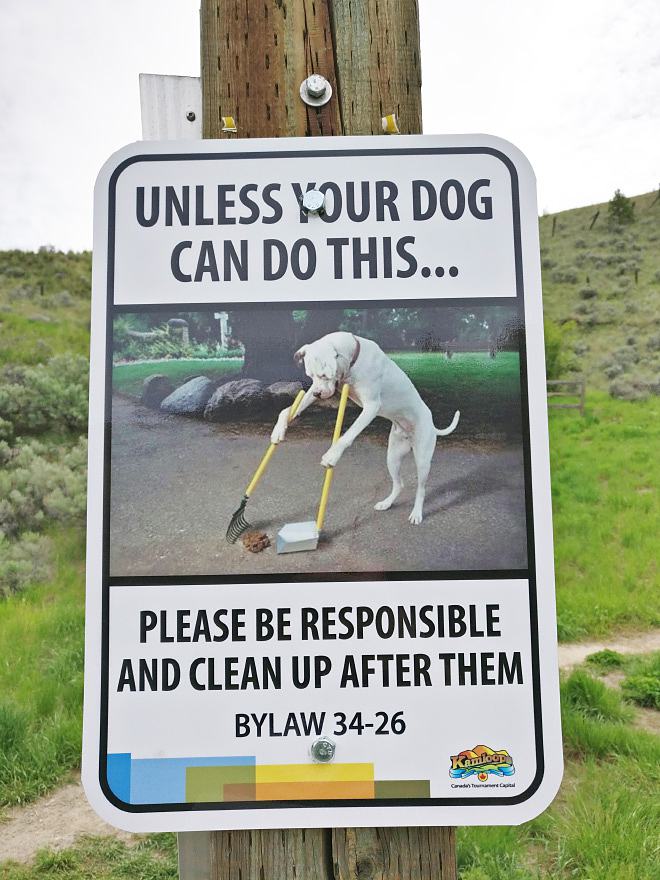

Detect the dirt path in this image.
[556,629,660,669]
[2,630,658,865]
[0,779,134,864]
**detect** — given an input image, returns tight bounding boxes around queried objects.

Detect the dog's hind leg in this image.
[374,425,410,511]
[409,431,435,524]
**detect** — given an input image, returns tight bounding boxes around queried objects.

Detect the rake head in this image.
[226,495,251,544]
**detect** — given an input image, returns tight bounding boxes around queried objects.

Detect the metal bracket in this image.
[139,73,202,140]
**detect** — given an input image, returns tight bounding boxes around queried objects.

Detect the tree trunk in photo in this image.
[230,307,349,383]
[231,309,303,383]
[301,307,347,343]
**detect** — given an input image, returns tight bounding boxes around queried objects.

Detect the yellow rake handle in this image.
[316,383,350,532]
[245,389,305,497]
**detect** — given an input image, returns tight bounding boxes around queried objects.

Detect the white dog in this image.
[271,332,460,524]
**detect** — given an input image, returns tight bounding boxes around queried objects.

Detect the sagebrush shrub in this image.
[0,437,87,538]
[550,267,579,285]
[0,354,88,436]
[579,287,598,300]
[0,532,52,597]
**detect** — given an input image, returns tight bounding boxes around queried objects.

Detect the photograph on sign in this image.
[109,300,527,577]
[83,135,562,832]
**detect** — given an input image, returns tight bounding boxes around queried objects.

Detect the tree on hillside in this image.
[608,189,635,226]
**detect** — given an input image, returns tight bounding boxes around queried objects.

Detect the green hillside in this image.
[0,249,91,366]
[539,189,660,395]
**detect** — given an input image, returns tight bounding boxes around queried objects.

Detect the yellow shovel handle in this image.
[245,389,305,497]
[316,383,350,532]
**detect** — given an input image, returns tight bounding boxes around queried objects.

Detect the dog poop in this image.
[242,531,271,553]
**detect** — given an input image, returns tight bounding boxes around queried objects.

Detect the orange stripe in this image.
[254,781,375,801]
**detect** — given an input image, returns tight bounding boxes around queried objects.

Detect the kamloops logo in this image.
[449,745,515,781]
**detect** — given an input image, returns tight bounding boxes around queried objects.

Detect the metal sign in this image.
[83,135,562,831]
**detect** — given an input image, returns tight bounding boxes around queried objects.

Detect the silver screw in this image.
[186,110,196,122]
[300,74,333,107]
[311,736,336,763]
[301,188,326,215]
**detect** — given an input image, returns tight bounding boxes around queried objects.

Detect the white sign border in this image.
[83,134,563,831]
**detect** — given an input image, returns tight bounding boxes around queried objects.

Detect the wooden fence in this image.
[547,378,586,416]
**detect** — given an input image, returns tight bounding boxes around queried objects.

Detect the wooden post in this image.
[187,2,456,878]
[201,0,422,138]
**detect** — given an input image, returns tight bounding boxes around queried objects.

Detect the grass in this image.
[620,653,660,709]
[112,357,241,398]
[549,393,659,640]
[530,755,660,880]
[586,648,626,669]
[0,311,90,367]
[113,351,521,397]
[0,529,85,810]
[561,669,634,723]
[0,250,91,367]
[391,351,522,429]
[0,835,177,880]
[457,669,660,880]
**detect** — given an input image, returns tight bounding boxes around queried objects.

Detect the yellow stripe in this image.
[256,762,374,784]
[255,781,374,801]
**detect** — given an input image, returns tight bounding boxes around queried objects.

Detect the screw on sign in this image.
[301,188,326,216]
[311,737,336,763]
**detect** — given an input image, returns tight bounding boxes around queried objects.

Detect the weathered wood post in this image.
[177,2,456,878]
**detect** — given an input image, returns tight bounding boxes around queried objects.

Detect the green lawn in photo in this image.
[112,351,521,400]
[112,351,523,435]
[112,358,242,398]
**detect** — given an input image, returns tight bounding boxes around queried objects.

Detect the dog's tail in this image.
[435,410,460,437]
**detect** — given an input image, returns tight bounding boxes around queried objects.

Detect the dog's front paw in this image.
[270,420,288,444]
[321,446,342,469]
[408,508,423,525]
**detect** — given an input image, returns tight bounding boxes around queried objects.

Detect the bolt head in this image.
[186,110,196,122]
[310,736,336,763]
[300,74,332,107]
[306,74,327,98]
[302,188,325,215]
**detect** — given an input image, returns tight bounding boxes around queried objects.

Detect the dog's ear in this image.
[293,345,307,365]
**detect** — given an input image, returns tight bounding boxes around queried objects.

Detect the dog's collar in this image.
[350,335,361,368]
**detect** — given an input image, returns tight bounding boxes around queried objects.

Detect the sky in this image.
[0,0,658,251]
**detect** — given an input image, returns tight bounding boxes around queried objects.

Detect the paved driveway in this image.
[109,396,528,578]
